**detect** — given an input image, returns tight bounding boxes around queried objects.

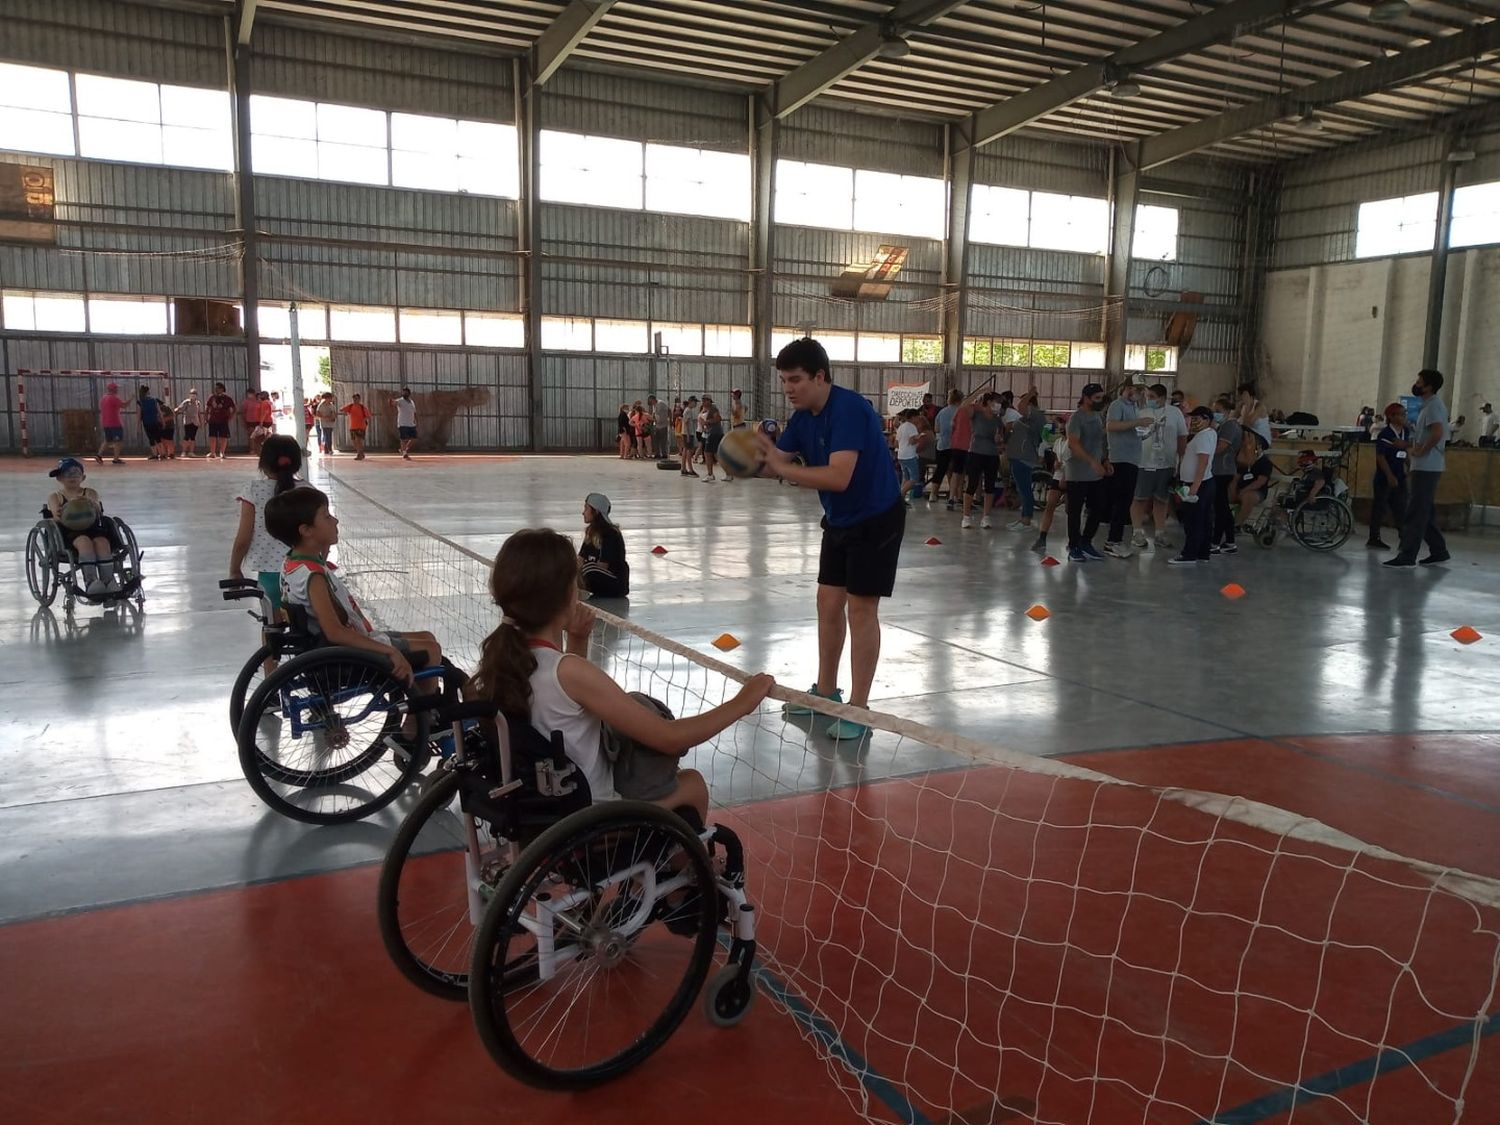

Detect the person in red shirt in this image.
[95,381,128,465]
[340,393,371,461]
[204,381,236,460]
[250,391,275,456]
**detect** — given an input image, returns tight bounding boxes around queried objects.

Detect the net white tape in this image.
[324,469,1500,1125]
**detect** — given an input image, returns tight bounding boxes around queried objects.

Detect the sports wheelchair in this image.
[1241,457,1355,553]
[377,693,760,1089]
[26,509,144,611]
[222,577,460,825]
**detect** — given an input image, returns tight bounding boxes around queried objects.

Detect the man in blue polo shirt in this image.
[756,336,903,742]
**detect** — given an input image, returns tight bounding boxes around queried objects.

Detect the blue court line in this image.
[721,937,931,1125]
[1201,1009,1500,1124]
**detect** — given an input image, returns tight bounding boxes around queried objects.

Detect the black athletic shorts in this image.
[182,423,199,441]
[948,449,968,476]
[207,421,230,438]
[965,452,999,496]
[817,501,905,599]
[143,422,163,443]
[706,431,724,455]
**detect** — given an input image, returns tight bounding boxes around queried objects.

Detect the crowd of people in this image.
[617,390,751,480]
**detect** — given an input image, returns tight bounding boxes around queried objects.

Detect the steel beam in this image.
[533,0,620,87]
[767,0,970,119]
[230,36,260,390]
[1141,19,1500,169]
[1104,146,1141,384]
[515,58,544,450]
[1423,144,1459,372]
[751,96,778,412]
[236,0,258,47]
[942,120,973,386]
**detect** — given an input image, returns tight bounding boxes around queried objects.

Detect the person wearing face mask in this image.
[1064,383,1111,562]
[1169,406,1219,566]
[1101,381,1143,558]
[394,386,417,460]
[1384,369,1451,568]
[1209,394,1241,554]
[1130,382,1188,550]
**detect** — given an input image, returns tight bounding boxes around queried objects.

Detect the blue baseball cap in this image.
[48,457,85,478]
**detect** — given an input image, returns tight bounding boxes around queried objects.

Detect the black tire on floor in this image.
[468,800,718,1090]
[655,459,679,470]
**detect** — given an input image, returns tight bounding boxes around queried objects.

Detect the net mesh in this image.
[322,468,1500,1125]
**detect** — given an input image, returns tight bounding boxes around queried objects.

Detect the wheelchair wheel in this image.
[378,771,514,999]
[237,647,428,824]
[229,643,277,736]
[25,524,59,607]
[1291,495,1353,552]
[469,801,718,1090]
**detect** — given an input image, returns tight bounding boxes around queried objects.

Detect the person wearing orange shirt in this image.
[340,393,371,461]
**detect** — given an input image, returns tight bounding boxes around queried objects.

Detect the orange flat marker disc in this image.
[1452,626,1483,645]
[711,633,741,651]
[925,536,942,546]
[1220,583,1246,599]
[1025,604,1050,622]
[1041,555,1060,567]
[651,545,668,555]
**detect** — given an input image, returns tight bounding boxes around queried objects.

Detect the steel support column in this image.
[230,34,260,391]
[941,121,974,390]
[1104,146,1141,384]
[1423,147,1459,372]
[751,96,778,411]
[515,58,544,451]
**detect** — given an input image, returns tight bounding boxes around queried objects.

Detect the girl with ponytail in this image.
[471,528,774,822]
[230,434,304,621]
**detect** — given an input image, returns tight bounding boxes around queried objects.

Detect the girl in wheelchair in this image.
[471,528,773,824]
[45,457,121,596]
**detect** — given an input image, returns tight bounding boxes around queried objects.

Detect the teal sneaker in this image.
[783,685,842,717]
[825,717,870,742]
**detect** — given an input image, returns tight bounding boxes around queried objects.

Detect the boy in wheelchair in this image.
[471,527,773,825]
[1280,450,1329,510]
[263,486,442,686]
[45,457,123,596]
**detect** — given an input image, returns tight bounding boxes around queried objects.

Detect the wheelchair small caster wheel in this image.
[703,963,755,1028]
[1257,528,1276,548]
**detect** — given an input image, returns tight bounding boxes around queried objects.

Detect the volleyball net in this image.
[322,468,1500,1125]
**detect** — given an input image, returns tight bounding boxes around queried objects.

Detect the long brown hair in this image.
[470,529,580,719]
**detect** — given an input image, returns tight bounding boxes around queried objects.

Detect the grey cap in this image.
[585,492,611,519]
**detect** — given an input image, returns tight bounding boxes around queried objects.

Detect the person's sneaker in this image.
[355,452,365,461]
[1080,543,1105,561]
[1419,552,1451,566]
[1168,555,1199,567]
[946,501,957,512]
[1383,557,1416,569]
[1103,541,1132,559]
[703,475,715,483]
[1366,539,1389,550]
[783,685,842,717]
[1131,530,1148,549]
[961,515,974,530]
[1210,544,1222,555]
[94,454,104,464]
[1221,542,1238,554]
[825,717,870,742]
[1031,534,1047,553]
[980,516,993,530]
[1068,547,1086,562]
[1154,533,1172,549]
[402,452,411,460]
[1007,520,1030,532]
[86,578,108,595]
[105,576,122,593]
[111,458,126,465]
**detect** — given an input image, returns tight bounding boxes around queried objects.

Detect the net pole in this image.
[288,301,307,450]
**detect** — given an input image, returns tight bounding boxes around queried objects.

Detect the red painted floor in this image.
[2,733,1497,1125]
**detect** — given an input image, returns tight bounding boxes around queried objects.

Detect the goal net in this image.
[321,468,1500,1125]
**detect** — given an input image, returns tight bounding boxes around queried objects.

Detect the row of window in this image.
[961,337,1177,372]
[1355,182,1500,258]
[0,61,1182,257]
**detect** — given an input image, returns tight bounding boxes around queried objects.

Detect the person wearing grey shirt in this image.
[1385,368,1451,568]
[1065,382,1110,561]
[1005,387,1046,530]
[962,395,1003,530]
[1210,395,1242,554]
[1102,382,1143,557]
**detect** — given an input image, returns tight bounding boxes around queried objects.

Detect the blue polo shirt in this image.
[777,384,900,528]
[1375,423,1411,486]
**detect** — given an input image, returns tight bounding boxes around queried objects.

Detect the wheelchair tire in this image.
[1291,495,1353,552]
[229,643,277,737]
[469,800,718,1090]
[702,961,756,1028]
[112,518,144,595]
[25,524,59,607]
[1256,527,1276,549]
[237,647,428,824]
[379,771,514,999]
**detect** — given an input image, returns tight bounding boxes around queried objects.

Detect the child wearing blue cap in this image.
[46,457,120,595]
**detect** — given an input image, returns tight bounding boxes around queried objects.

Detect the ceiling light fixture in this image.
[1293,109,1325,134]
[1448,139,1477,162]
[1108,77,1143,98]
[877,31,911,59]
[1369,1,1411,22]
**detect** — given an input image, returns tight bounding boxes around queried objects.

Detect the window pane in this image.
[317,102,386,147]
[771,328,801,356]
[1072,342,1106,369]
[541,315,593,350]
[253,134,317,177]
[1356,192,1437,258]
[88,296,167,334]
[163,125,232,171]
[775,160,853,229]
[2,292,35,330]
[970,184,1029,246]
[820,331,856,361]
[901,336,942,363]
[645,144,750,221]
[654,322,702,356]
[464,311,524,347]
[594,319,649,353]
[704,324,752,357]
[1134,204,1178,262]
[0,63,72,113]
[856,332,901,361]
[319,142,388,186]
[1452,181,1500,248]
[1125,344,1147,370]
[1030,192,1107,254]
[35,293,87,332]
[329,306,396,342]
[393,149,458,192]
[399,308,462,345]
[79,117,163,164]
[853,170,945,239]
[1146,345,1177,373]
[1032,342,1070,368]
[540,130,643,209]
[251,95,317,139]
[0,108,74,156]
[391,112,459,155]
[75,74,159,123]
[458,120,518,197]
[995,341,1030,366]
[257,303,328,340]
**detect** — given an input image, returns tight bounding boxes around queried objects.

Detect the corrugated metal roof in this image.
[200,1,1500,164]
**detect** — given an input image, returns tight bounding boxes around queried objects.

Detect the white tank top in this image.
[527,646,614,801]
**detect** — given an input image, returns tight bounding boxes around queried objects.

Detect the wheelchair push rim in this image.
[237,647,428,824]
[468,800,718,1090]
[25,524,59,607]
[1291,495,1353,552]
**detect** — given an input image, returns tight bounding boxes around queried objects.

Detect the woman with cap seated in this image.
[578,492,630,599]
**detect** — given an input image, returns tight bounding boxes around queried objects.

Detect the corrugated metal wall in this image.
[3,0,225,87]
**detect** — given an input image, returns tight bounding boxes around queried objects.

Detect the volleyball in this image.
[59,497,100,531]
[717,427,763,478]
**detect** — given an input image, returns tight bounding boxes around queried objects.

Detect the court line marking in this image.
[1202,1009,1500,1125]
